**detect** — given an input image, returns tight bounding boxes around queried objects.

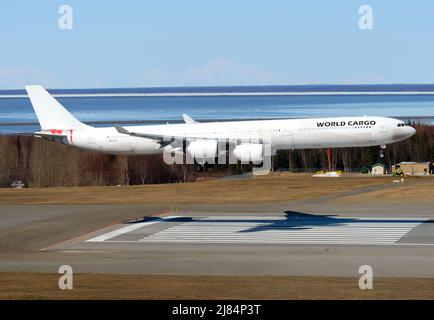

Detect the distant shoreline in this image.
[3,84,434,97]
[4,91,434,98]
[2,116,433,127]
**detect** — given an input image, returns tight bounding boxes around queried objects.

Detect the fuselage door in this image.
[380,120,388,134]
[281,126,294,149]
[88,133,96,145]
[375,120,388,144]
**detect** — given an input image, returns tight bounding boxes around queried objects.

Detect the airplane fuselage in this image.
[56,116,415,155]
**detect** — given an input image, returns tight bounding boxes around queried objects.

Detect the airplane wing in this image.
[115,125,237,148]
[182,114,198,124]
[115,126,178,147]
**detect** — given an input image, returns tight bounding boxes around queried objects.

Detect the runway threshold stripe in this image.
[159,232,412,235]
[97,240,434,246]
[137,217,422,245]
[139,240,402,244]
[85,216,181,242]
[173,225,420,229]
[147,226,414,230]
[159,225,415,227]
[87,216,425,246]
[144,234,406,238]
[168,229,416,231]
[154,236,407,239]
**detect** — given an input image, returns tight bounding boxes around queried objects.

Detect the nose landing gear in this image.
[379,144,387,158]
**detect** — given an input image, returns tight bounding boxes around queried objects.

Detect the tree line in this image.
[273,123,434,173]
[0,135,191,188]
[0,124,432,187]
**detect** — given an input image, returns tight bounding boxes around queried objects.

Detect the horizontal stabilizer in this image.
[33,131,68,143]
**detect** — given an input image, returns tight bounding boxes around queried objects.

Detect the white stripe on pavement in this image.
[137,216,425,245]
[86,216,181,242]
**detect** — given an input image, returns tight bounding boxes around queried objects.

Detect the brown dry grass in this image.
[337,181,434,204]
[0,173,393,205]
[1,272,434,300]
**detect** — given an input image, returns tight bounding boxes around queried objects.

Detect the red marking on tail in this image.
[48,129,63,134]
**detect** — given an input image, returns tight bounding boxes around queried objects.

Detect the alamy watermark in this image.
[358,265,373,290]
[58,5,73,30]
[58,265,73,290]
[162,136,272,174]
[359,5,374,30]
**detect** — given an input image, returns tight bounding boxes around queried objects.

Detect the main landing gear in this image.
[194,159,213,172]
[194,161,206,172]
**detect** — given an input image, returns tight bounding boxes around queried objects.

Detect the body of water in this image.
[1,87,434,133]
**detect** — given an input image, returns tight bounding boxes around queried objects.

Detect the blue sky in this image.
[1,1,434,89]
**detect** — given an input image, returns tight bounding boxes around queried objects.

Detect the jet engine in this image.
[233,143,263,163]
[186,140,218,162]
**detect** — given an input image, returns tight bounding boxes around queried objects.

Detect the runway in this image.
[85,214,429,246]
[1,199,434,277]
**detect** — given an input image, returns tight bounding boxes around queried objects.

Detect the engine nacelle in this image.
[186,140,218,161]
[233,143,263,163]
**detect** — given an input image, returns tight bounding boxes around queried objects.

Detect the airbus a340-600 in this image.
[26,85,415,167]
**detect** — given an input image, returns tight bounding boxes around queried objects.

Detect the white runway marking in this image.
[136,216,426,245]
[86,216,181,242]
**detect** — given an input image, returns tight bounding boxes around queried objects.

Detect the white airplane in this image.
[26,85,416,165]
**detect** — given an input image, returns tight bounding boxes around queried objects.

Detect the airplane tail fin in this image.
[25,85,90,130]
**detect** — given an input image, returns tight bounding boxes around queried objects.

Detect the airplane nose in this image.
[408,126,416,137]
[392,125,416,141]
